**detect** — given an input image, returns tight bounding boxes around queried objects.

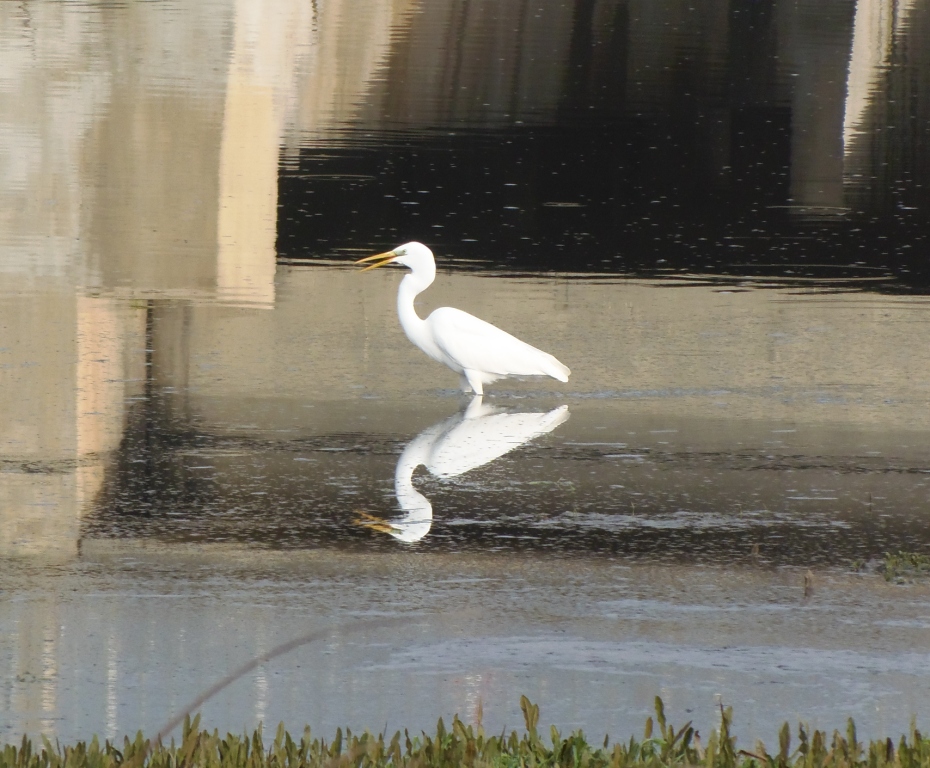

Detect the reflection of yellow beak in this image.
[355,251,397,272]
[354,511,397,536]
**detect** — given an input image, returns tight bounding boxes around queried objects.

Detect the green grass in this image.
[880,551,930,583]
[3,697,929,768]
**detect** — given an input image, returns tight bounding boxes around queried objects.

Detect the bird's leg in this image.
[463,370,484,396]
[459,375,473,394]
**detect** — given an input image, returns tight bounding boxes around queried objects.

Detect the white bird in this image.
[358,397,570,542]
[356,242,570,395]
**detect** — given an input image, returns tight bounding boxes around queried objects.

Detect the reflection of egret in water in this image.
[359,397,569,543]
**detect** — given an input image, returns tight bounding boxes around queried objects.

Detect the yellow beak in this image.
[354,511,397,535]
[355,250,397,272]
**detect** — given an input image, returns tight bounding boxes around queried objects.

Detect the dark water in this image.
[278,0,930,289]
[86,393,930,567]
[3,0,930,747]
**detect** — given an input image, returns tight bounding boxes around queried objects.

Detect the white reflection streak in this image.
[462,672,489,727]
[363,397,569,543]
[106,633,118,741]
[254,630,268,725]
[843,0,915,153]
[254,666,268,725]
[41,624,57,737]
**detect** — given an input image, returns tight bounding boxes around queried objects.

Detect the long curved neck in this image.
[394,456,432,518]
[397,269,436,353]
[391,438,434,542]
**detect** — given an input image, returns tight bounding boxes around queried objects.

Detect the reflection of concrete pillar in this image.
[0,475,78,559]
[0,293,144,558]
[788,0,856,212]
[292,0,435,136]
[77,298,136,459]
[76,297,147,514]
[845,0,894,151]
[843,0,916,159]
[360,0,572,128]
[0,289,78,558]
[217,78,278,306]
[217,0,311,306]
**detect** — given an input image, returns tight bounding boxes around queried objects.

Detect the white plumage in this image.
[356,242,570,395]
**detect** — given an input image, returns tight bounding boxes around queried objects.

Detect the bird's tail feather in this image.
[544,356,571,382]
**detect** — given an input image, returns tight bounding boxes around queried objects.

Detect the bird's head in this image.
[355,241,435,274]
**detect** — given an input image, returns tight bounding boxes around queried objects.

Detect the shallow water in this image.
[2,0,930,748]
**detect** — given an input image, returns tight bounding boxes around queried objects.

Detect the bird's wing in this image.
[427,406,570,477]
[427,307,569,380]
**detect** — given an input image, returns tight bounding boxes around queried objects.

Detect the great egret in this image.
[356,242,570,395]
[358,397,570,542]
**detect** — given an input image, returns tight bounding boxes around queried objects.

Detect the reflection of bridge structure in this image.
[0,0,398,559]
[348,0,926,216]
